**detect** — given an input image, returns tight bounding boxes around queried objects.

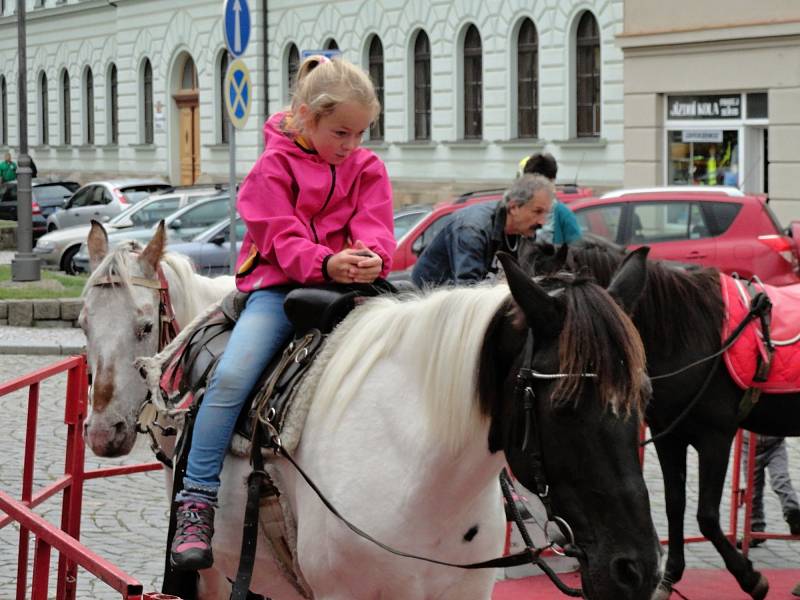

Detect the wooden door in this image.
[175,92,200,186]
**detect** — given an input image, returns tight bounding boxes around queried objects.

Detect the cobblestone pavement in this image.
[2,353,800,598]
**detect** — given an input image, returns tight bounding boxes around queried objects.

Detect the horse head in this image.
[482,251,661,600]
[80,221,173,456]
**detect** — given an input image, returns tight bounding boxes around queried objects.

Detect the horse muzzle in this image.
[84,412,137,457]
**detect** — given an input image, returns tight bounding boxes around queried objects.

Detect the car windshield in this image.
[33,185,74,202]
[394,209,430,239]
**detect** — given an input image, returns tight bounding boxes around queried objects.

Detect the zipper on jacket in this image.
[309,164,336,244]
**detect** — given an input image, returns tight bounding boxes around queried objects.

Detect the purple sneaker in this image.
[170,500,215,571]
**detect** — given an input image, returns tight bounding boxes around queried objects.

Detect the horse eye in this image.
[136,322,154,340]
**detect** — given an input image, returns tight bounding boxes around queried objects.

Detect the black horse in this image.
[524,238,800,600]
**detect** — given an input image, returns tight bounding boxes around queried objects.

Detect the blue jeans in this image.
[181,289,293,500]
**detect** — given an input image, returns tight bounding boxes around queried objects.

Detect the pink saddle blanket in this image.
[722,274,800,393]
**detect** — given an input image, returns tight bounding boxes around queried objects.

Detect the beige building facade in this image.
[620,1,800,222]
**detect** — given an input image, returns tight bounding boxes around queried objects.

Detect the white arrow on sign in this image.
[233,0,242,54]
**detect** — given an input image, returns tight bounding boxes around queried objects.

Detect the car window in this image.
[411,213,453,256]
[174,201,228,228]
[32,185,74,202]
[394,211,428,239]
[702,201,742,236]
[89,186,108,206]
[628,201,709,244]
[120,185,171,204]
[68,186,94,208]
[129,197,181,227]
[575,205,623,243]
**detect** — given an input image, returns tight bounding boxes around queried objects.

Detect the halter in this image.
[91,263,180,352]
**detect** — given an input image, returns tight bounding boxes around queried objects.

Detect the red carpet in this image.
[493,569,800,599]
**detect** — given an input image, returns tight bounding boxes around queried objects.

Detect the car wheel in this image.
[48,223,57,232]
[61,245,80,275]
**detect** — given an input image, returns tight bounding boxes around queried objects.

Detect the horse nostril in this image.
[114,421,126,436]
[611,556,643,591]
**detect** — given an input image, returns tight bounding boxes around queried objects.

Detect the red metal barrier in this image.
[0,355,172,600]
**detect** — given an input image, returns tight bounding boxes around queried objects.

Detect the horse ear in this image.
[498,252,563,338]
[607,246,649,314]
[87,219,108,270]
[140,220,166,272]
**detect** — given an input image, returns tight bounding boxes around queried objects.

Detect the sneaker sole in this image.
[170,551,214,572]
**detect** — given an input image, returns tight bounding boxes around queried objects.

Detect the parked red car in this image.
[393,184,593,272]
[569,187,800,286]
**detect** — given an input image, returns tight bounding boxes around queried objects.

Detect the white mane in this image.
[314,284,511,453]
[84,241,234,325]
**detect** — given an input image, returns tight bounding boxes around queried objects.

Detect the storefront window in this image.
[668,129,739,186]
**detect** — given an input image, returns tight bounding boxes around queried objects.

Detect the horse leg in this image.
[651,436,689,600]
[695,434,768,600]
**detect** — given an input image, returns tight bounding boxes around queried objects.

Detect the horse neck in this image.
[162,262,233,327]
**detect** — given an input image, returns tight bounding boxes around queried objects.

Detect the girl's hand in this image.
[350,241,382,283]
[326,250,362,284]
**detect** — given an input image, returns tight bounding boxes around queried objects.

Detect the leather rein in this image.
[230,330,592,599]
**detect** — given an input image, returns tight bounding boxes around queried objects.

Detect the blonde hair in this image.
[286,55,380,133]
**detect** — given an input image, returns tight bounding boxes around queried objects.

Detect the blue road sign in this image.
[223,0,251,57]
[225,59,252,129]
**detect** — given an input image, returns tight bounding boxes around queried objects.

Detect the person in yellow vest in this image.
[703,142,732,186]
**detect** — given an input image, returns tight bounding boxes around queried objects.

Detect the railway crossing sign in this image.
[223,0,251,58]
[225,58,252,129]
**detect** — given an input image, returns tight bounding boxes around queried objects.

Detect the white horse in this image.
[83,224,662,600]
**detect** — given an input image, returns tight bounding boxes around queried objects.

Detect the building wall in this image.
[268,0,626,204]
[0,0,265,186]
[620,3,800,222]
[0,0,625,203]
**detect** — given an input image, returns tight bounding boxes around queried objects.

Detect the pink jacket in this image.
[234,112,395,292]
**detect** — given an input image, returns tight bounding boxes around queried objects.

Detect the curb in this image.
[0,344,85,356]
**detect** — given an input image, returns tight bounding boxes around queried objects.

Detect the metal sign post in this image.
[222,0,251,273]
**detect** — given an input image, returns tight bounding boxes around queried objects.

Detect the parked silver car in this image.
[33,187,223,273]
[45,179,173,231]
[169,216,246,277]
[72,195,233,272]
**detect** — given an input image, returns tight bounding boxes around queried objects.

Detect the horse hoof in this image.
[749,573,769,600]
[651,581,672,600]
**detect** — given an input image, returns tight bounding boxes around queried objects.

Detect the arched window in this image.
[0,76,6,146]
[413,30,431,141]
[286,43,299,102]
[108,63,118,144]
[142,58,153,144]
[463,24,482,139]
[219,51,230,143]
[39,72,49,145]
[368,35,384,141]
[325,39,339,51]
[517,19,538,139]
[84,67,94,145]
[181,56,198,91]
[576,12,601,138]
[61,70,71,145]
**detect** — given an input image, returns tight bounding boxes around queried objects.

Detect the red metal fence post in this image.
[57,356,89,600]
[30,537,52,600]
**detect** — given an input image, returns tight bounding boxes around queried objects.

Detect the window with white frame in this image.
[84,66,94,145]
[575,12,601,138]
[1,76,7,146]
[219,51,230,143]
[286,43,299,103]
[108,63,118,144]
[142,58,153,144]
[368,35,384,141]
[463,24,482,140]
[517,18,538,139]
[61,70,71,145]
[39,71,49,145]
[413,30,431,141]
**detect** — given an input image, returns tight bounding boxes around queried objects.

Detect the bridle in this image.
[90,263,180,353]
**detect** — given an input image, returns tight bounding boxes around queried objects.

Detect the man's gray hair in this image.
[504,173,554,207]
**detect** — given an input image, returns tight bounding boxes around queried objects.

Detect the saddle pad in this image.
[721,274,800,393]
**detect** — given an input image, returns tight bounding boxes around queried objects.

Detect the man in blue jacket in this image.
[411,174,553,287]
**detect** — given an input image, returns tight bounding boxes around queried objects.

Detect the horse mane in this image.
[83,241,231,324]
[313,285,511,453]
[546,244,724,355]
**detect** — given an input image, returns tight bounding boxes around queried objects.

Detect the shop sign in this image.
[681,130,723,143]
[668,94,741,120]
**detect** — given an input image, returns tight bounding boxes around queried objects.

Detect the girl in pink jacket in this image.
[171,55,396,571]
